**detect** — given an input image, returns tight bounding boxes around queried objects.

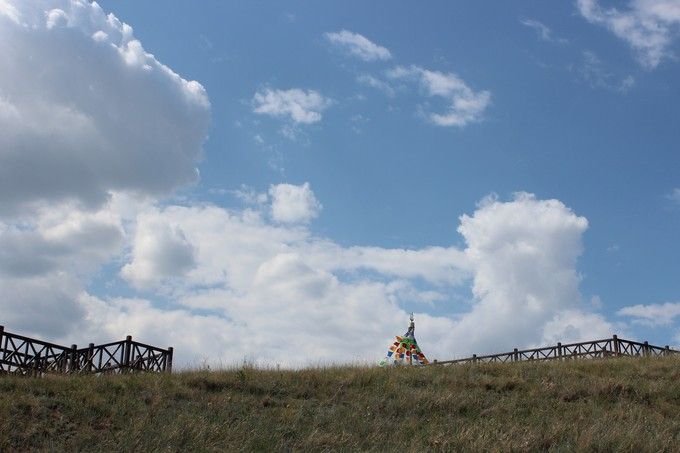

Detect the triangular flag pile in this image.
[380,313,429,366]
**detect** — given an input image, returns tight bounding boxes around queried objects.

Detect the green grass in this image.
[2,357,680,451]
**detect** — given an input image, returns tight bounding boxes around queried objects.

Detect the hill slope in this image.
[2,357,680,451]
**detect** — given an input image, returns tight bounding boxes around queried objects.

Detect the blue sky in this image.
[2,0,680,366]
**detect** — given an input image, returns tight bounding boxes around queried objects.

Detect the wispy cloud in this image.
[356,74,395,97]
[252,88,333,124]
[324,30,392,62]
[668,188,680,205]
[618,302,680,326]
[576,51,636,92]
[387,65,491,127]
[230,184,269,206]
[577,0,680,69]
[520,18,568,43]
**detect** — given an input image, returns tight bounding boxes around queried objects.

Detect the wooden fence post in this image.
[557,342,562,360]
[123,336,132,372]
[87,343,95,372]
[665,346,670,356]
[0,325,4,360]
[612,335,619,356]
[643,341,649,357]
[472,354,477,363]
[166,347,173,373]
[33,351,41,377]
[513,348,518,362]
[69,344,78,373]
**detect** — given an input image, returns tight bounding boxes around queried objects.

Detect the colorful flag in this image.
[380,314,429,366]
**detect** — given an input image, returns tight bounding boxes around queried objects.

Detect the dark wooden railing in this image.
[0,325,173,376]
[432,335,679,365]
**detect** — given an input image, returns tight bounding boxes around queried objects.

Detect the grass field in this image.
[1,357,680,451]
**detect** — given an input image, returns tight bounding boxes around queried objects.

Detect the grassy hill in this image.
[2,357,680,451]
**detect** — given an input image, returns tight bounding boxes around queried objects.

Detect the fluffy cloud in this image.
[1,275,86,339]
[578,0,680,68]
[1,188,615,367]
[0,0,209,344]
[324,30,392,61]
[269,183,322,224]
[387,65,491,127]
[0,205,123,278]
[75,192,612,366]
[432,193,597,354]
[252,88,333,124]
[121,209,196,289]
[541,310,617,344]
[0,198,127,340]
[0,0,210,216]
[617,302,680,326]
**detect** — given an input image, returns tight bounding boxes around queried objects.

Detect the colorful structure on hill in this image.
[380,314,429,366]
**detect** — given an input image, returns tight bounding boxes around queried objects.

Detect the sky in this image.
[1,0,680,367]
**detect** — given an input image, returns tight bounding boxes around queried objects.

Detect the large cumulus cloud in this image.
[86,190,610,367]
[0,0,210,215]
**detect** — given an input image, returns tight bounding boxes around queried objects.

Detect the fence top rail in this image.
[439,338,612,364]
[77,339,169,354]
[617,338,669,350]
[130,340,171,354]
[2,325,171,357]
[0,331,72,352]
[77,340,125,352]
[434,337,680,365]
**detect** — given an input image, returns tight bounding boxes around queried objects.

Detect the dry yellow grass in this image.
[1,356,680,451]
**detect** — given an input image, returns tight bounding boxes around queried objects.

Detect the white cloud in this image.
[269,182,322,224]
[542,310,617,344]
[324,30,392,61]
[0,196,132,340]
[252,88,332,124]
[0,190,615,367]
[121,209,196,289]
[524,19,552,41]
[387,65,491,127]
[0,0,210,215]
[577,50,636,92]
[301,242,469,286]
[1,275,86,339]
[0,0,20,23]
[668,188,680,204]
[437,193,597,354]
[83,206,465,366]
[230,184,269,206]
[577,0,680,68]
[0,204,123,278]
[617,302,680,326]
[110,192,608,364]
[370,193,604,354]
[357,74,395,97]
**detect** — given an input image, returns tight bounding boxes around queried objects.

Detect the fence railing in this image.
[432,335,679,366]
[0,325,173,376]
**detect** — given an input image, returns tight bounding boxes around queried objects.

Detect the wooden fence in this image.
[0,325,173,376]
[433,335,679,365]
